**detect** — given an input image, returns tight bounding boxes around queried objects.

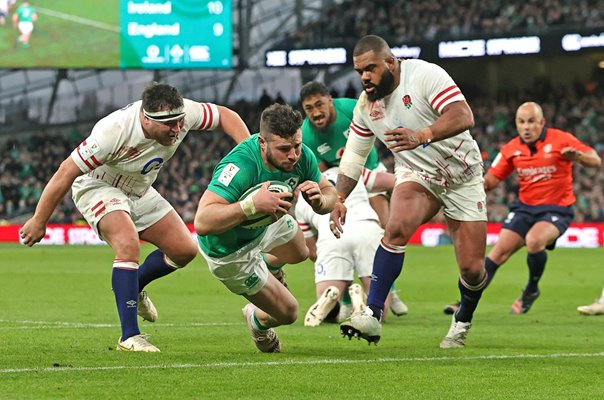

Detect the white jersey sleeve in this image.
[416,61,466,114]
[295,198,318,238]
[71,116,122,174]
[182,99,220,131]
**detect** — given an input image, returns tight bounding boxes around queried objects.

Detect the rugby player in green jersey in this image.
[195,104,339,352]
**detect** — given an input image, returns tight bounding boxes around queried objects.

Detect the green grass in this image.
[0,0,119,68]
[1,243,603,399]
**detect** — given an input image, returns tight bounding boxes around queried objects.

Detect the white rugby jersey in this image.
[350,59,483,186]
[71,99,219,199]
[295,167,379,240]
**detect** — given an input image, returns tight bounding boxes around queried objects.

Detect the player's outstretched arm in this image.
[20,158,83,246]
[216,105,251,144]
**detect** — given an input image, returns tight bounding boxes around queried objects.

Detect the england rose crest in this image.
[403,95,412,109]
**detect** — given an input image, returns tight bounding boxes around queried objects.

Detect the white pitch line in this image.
[2,352,603,374]
[0,319,240,330]
[35,7,120,33]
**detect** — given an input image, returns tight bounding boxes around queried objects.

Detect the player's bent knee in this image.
[525,237,546,253]
[460,266,484,284]
[279,306,298,326]
[165,249,197,269]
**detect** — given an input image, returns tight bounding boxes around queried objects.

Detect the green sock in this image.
[262,254,283,272]
[341,289,352,305]
[252,311,269,331]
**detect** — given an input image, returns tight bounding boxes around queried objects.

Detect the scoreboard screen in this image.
[120,0,232,69]
[1,0,232,69]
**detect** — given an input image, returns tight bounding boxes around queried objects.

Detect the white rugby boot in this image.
[117,334,160,352]
[304,286,340,327]
[137,291,158,322]
[389,290,409,316]
[440,315,472,349]
[340,306,381,345]
[577,301,604,316]
[348,283,367,315]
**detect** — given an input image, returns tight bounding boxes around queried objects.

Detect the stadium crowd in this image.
[283,0,604,48]
[1,77,603,224]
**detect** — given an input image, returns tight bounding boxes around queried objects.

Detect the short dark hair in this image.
[353,35,392,57]
[141,82,183,112]
[260,103,303,139]
[300,81,330,103]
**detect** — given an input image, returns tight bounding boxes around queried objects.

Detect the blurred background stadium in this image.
[1,0,603,231]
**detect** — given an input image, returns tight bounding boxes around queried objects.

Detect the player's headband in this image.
[143,106,186,122]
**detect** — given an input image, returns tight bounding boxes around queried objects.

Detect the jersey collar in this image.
[519,126,547,145]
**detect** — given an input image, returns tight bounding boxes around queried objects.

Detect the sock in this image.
[484,257,500,288]
[262,254,283,272]
[599,287,604,304]
[138,249,178,291]
[252,310,269,331]
[112,260,140,340]
[325,302,341,322]
[455,273,488,323]
[341,290,352,305]
[525,250,547,293]
[367,240,406,320]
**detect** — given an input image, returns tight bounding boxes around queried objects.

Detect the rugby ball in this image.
[239,181,293,229]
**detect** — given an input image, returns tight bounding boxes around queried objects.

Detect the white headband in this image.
[143,106,186,122]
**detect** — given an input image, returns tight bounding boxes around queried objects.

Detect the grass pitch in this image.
[0,0,119,68]
[1,243,603,399]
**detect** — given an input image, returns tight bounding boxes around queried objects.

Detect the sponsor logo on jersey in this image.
[141,157,164,175]
[402,94,413,109]
[317,143,331,155]
[217,163,240,186]
[517,164,556,182]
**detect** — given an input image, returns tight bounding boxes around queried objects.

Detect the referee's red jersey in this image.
[489,128,593,206]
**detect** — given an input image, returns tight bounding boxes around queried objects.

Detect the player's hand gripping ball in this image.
[239,181,293,229]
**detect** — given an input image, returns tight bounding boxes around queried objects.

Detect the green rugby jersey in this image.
[197,134,321,258]
[301,98,379,170]
[16,4,36,23]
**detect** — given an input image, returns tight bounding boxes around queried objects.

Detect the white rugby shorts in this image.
[395,168,487,221]
[200,214,299,296]
[314,220,382,283]
[72,178,173,238]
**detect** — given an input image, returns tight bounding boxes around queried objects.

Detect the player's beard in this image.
[266,148,298,172]
[366,69,395,102]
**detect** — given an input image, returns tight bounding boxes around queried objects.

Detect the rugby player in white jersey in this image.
[330,35,488,348]
[296,166,400,327]
[20,82,250,352]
